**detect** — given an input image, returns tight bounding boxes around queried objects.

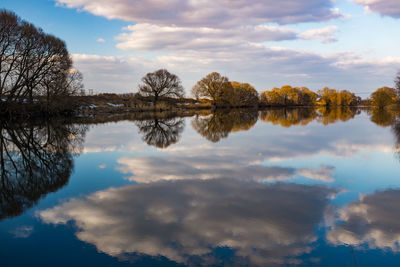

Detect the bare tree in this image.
[138,69,184,105]
[0,9,81,111]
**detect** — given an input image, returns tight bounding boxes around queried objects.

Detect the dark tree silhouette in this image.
[0,9,82,111]
[135,117,185,148]
[192,109,258,142]
[138,69,184,105]
[0,119,87,220]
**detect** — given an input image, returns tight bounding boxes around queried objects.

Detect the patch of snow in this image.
[107,103,124,107]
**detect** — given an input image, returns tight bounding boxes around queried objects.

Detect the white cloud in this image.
[56,0,341,26]
[116,23,298,51]
[96,37,106,43]
[299,26,338,43]
[71,54,154,92]
[353,0,400,18]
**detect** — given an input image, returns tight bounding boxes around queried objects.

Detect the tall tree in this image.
[138,69,184,105]
[0,9,81,111]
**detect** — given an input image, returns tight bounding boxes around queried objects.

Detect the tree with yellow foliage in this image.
[192,73,259,107]
[370,87,398,109]
[191,72,230,104]
[260,85,317,106]
[230,82,259,107]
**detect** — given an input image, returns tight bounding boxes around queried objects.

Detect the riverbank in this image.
[0,93,378,119]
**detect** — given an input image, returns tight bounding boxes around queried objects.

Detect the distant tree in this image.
[138,69,184,105]
[230,82,259,107]
[0,9,81,110]
[297,87,318,106]
[370,87,398,109]
[395,71,400,99]
[260,86,317,106]
[317,87,358,107]
[318,87,339,106]
[191,72,230,104]
[339,90,358,106]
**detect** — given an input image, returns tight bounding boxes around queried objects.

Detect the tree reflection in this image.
[0,119,87,220]
[260,107,358,127]
[191,109,258,142]
[260,108,317,127]
[135,117,185,148]
[317,107,358,125]
[369,108,397,127]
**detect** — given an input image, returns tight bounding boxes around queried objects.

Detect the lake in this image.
[1,107,400,266]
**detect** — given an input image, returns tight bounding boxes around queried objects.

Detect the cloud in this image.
[116,23,298,51]
[71,54,153,92]
[56,0,400,95]
[353,0,400,18]
[96,37,106,43]
[327,189,400,251]
[39,179,336,265]
[55,0,341,26]
[299,26,338,43]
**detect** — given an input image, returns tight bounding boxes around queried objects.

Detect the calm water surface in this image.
[1,108,400,266]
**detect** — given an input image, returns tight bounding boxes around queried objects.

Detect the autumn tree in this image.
[317,87,339,106]
[370,87,398,109]
[260,88,283,105]
[229,82,259,107]
[191,72,231,104]
[298,87,318,106]
[138,69,184,105]
[339,90,358,106]
[260,86,317,106]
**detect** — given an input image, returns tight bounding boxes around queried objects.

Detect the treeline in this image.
[137,70,364,109]
[0,10,82,113]
[260,86,361,107]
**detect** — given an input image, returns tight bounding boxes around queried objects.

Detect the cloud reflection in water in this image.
[39,179,336,266]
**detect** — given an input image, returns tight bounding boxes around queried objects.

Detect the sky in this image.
[2,0,400,96]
